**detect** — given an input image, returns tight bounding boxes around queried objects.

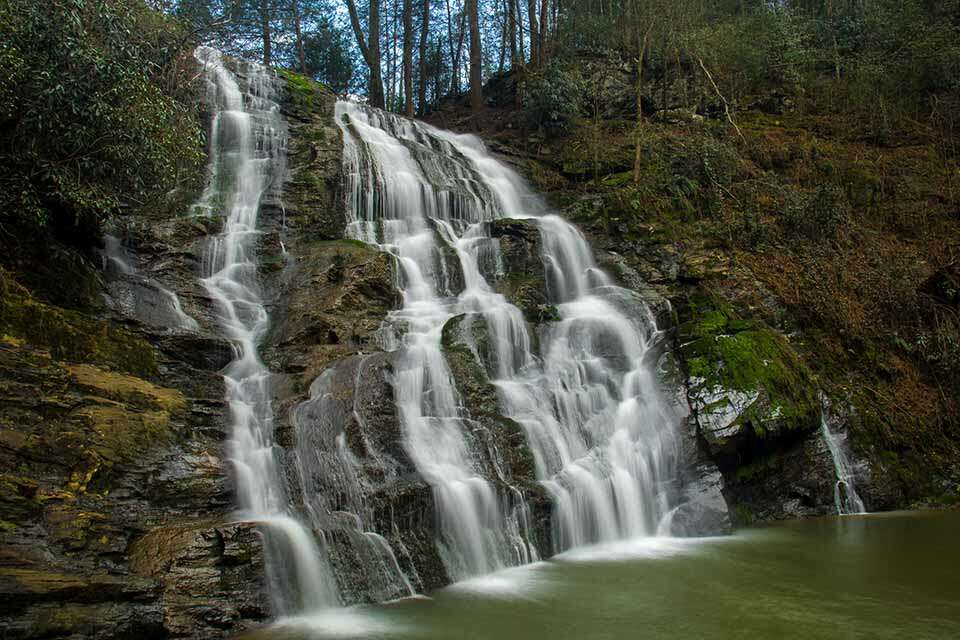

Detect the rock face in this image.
[672,296,849,523]
[0,55,281,638]
[287,352,448,599]
[0,271,259,637]
[0,47,889,640]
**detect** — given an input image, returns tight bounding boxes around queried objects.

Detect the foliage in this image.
[781,184,850,241]
[303,17,355,94]
[684,6,818,99]
[522,63,585,136]
[0,0,205,236]
[681,295,820,432]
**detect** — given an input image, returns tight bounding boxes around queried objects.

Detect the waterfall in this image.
[820,413,866,515]
[193,47,338,613]
[336,101,682,576]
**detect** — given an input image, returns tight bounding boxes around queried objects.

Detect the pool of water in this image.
[266,510,960,640]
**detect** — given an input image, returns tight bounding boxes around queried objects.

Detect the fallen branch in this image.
[697,56,744,142]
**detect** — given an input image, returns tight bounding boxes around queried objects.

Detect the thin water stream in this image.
[194,47,337,613]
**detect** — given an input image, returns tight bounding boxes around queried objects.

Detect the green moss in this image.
[602,171,634,187]
[278,68,328,112]
[0,270,156,377]
[495,272,555,323]
[682,294,820,434]
[440,314,539,481]
[335,238,374,250]
[733,450,785,482]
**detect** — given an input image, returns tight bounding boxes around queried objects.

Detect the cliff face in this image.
[2,49,954,638]
[0,61,350,638]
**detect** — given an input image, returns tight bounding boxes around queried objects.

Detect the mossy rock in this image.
[0,269,156,377]
[0,341,185,506]
[441,314,538,482]
[680,294,820,469]
[278,68,329,114]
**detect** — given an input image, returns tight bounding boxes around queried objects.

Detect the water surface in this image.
[271,510,960,640]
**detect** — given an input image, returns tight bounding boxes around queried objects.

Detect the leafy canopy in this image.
[0,0,205,235]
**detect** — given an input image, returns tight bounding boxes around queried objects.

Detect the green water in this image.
[273,510,960,640]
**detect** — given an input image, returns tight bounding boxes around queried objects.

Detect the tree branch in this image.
[697,56,744,142]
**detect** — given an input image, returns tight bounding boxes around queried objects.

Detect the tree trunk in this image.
[260,0,272,66]
[538,0,548,65]
[434,41,443,102]
[632,26,651,184]
[527,0,539,66]
[403,0,415,115]
[468,0,482,124]
[387,0,397,108]
[418,0,430,115]
[449,0,466,95]
[444,0,457,94]
[292,0,307,74]
[508,0,518,69]
[345,0,386,108]
[498,0,507,73]
[517,0,525,66]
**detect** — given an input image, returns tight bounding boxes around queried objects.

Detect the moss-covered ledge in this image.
[276,68,345,239]
[678,292,821,470]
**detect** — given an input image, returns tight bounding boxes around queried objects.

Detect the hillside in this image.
[428,51,960,517]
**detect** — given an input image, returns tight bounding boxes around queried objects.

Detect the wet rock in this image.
[441,314,539,483]
[0,58,350,640]
[0,285,254,638]
[720,433,841,524]
[489,218,556,322]
[266,239,399,393]
[658,350,733,538]
[288,352,450,598]
[672,294,842,523]
[0,568,163,640]
[677,298,821,472]
[128,520,269,636]
[278,69,345,239]
[668,464,733,537]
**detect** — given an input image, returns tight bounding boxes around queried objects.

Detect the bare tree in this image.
[291,0,307,73]
[538,0,548,65]
[403,0,415,115]
[508,0,518,70]
[445,0,467,95]
[417,0,430,115]
[467,0,482,123]
[259,0,272,65]
[345,0,386,108]
[527,0,539,66]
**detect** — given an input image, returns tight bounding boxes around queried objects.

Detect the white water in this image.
[336,102,681,578]
[193,47,338,613]
[820,414,866,515]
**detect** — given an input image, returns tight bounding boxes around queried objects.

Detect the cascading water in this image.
[820,412,866,515]
[336,102,540,580]
[193,47,337,613]
[336,101,682,575]
[500,215,680,550]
